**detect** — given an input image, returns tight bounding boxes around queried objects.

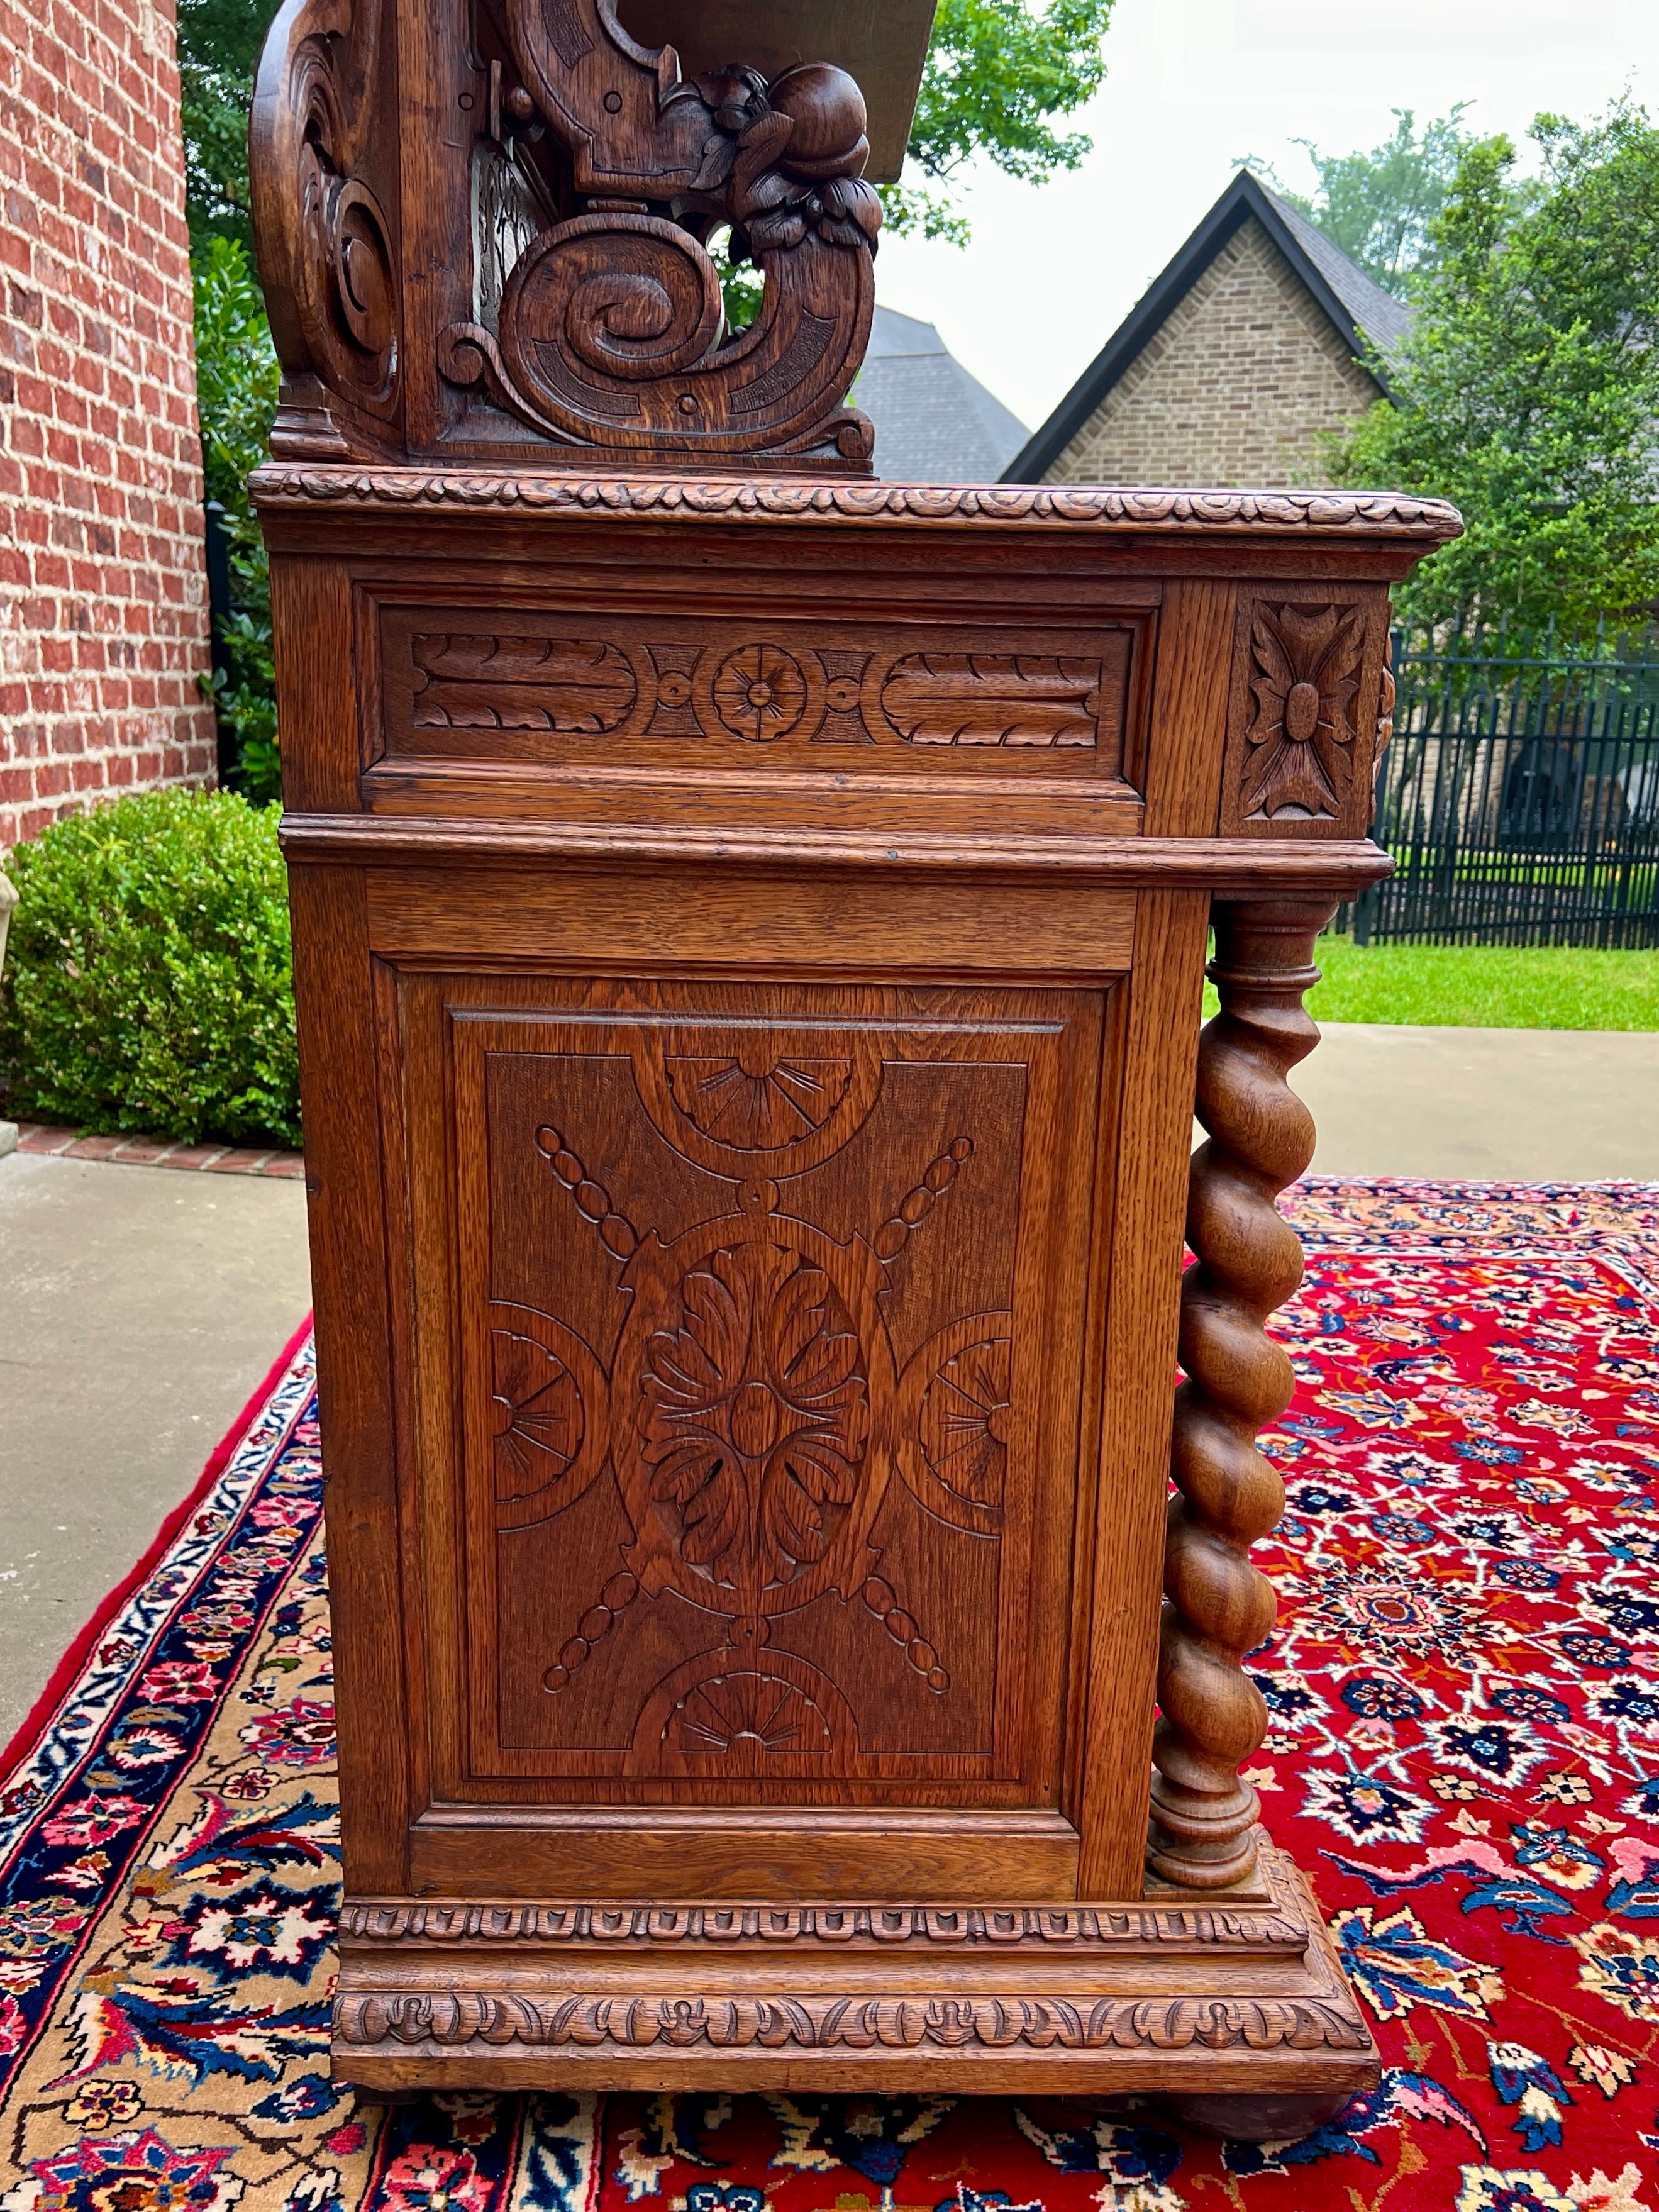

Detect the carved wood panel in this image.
[443,979,1104,1802]
[378,606,1140,781]
[1219,587,1389,836]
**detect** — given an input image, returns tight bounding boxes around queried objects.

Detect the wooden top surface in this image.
[251,466,1463,541]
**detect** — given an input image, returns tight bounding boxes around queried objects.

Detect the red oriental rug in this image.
[2,1179,1657,2212]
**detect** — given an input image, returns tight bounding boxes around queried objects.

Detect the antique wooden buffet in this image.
[251,0,1459,2134]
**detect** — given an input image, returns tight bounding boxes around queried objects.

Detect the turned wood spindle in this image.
[1148,897,1336,1890]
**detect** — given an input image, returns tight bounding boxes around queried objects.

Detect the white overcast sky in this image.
[875,0,1659,431]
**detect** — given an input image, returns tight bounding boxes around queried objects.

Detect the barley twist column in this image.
[1147,897,1336,1889]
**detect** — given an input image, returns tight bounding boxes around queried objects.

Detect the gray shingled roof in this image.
[852,307,1029,484]
[1266,189,1416,364]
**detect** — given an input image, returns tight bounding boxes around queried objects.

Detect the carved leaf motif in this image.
[411,635,636,731]
[665,1056,855,1151]
[640,1242,869,1594]
[919,1337,1011,1509]
[259,472,1465,536]
[1240,603,1364,820]
[491,1329,584,1499]
[881,654,1099,747]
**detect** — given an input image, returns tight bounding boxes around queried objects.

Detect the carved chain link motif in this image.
[1148,901,1335,1889]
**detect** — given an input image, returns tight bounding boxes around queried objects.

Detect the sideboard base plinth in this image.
[331,1846,1375,2129]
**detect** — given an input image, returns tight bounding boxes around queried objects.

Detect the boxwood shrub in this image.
[0,789,300,1147]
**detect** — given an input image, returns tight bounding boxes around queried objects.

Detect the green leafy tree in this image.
[194,236,282,803]
[178,0,280,253]
[1333,102,1659,648]
[720,1,1114,320]
[1248,108,1485,297]
[884,0,1113,243]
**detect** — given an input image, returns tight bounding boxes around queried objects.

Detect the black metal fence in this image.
[1349,636,1659,947]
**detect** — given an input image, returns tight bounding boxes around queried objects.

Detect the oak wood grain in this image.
[1072,889,1212,1896]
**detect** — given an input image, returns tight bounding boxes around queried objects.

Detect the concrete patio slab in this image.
[0,1152,311,1746]
[1298,1023,1659,1182]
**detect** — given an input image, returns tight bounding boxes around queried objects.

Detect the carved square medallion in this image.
[1219,587,1389,836]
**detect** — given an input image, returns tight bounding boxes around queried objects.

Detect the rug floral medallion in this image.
[2,1179,1657,2212]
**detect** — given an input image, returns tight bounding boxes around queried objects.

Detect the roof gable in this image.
[855,306,1029,484]
[1001,170,1411,484]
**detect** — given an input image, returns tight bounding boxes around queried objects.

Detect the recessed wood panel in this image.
[435,978,1105,1808]
[376,604,1143,786]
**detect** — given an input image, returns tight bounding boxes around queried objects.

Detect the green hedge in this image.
[0,789,300,1146]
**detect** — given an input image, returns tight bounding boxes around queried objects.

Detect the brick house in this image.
[1004,169,1412,488]
[0,0,214,852]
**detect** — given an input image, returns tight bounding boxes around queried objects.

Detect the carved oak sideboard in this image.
[251,0,1457,2137]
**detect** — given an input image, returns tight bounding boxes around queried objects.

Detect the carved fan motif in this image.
[665,1055,855,1152]
[491,1330,582,1494]
[895,1312,1014,1537]
[919,1338,1013,1510]
[631,1035,884,1179]
[1240,603,1364,820]
[484,1301,609,1529]
[627,1646,858,1773]
[640,1242,870,1598]
[665,1670,836,1759]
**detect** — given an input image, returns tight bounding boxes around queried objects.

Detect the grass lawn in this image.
[1203,938,1659,1030]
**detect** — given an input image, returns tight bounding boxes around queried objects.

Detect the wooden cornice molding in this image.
[251,464,1462,538]
[340,1895,1309,1952]
[278,814,1395,895]
[332,1848,1379,2093]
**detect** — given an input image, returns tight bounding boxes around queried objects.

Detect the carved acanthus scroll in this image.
[251,0,401,459]
[1148,900,1334,1890]
[447,14,881,461]
[251,0,884,464]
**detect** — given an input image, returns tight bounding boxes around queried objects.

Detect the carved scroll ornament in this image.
[251,0,884,463]
[251,0,401,457]
[444,18,882,462]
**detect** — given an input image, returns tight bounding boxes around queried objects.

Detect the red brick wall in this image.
[0,0,215,853]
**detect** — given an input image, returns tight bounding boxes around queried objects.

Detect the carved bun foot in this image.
[1155,2088,1356,2143]
[1148,898,1337,1891]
